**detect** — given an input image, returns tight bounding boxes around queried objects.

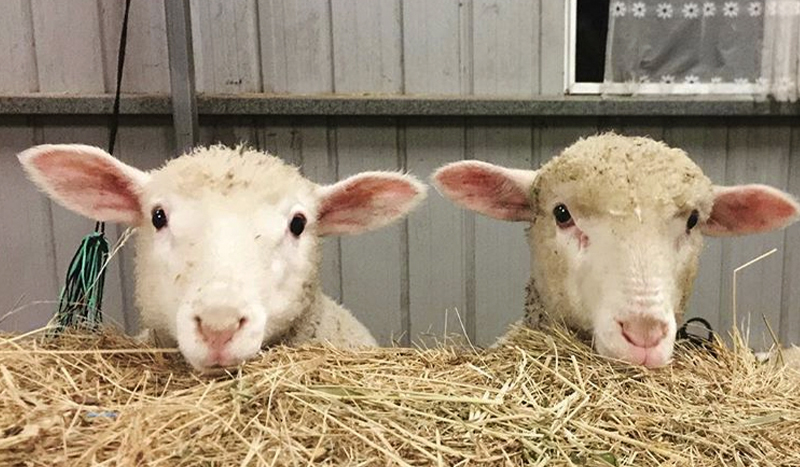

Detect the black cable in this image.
[107,0,133,157]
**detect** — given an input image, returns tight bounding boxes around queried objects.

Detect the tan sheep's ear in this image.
[701,184,800,237]
[315,171,427,236]
[18,144,149,225]
[431,160,537,221]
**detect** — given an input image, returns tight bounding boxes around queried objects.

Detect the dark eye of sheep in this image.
[151,207,168,230]
[290,214,307,237]
[553,204,573,227]
[686,209,699,232]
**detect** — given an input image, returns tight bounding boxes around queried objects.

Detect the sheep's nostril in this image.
[194,314,242,349]
[620,316,668,348]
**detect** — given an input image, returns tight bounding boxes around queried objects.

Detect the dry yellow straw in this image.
[0,322,798,466]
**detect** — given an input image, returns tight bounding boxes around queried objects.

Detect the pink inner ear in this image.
[33,150,142,224]
[704,185,800,236]
[317,176,419,235]
[435,164,531,221]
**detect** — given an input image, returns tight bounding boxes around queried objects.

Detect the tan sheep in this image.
[433,132,799,368]
[19,144,426,370]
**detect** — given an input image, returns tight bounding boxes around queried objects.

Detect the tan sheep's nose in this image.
[619,316,668,348]
[195,315,247,350]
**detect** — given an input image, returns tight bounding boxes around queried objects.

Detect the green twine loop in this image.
[50,224,110,335]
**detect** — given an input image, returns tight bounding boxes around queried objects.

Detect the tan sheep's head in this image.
[19,144,426,370]
[433,133,800,368]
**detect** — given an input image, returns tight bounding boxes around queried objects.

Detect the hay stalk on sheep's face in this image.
[433,132,800,368]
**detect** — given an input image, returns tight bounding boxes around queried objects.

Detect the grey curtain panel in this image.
[602,0,800,100]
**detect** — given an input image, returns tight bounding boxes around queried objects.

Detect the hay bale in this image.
[0,326,798,466]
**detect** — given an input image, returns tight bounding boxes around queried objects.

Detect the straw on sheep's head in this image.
[433,132,800,368]
[19,144,426,370]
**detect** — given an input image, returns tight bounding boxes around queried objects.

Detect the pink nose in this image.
[196,317,246,351]
[619,316,668,348]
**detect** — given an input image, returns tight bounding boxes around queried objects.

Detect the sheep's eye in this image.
[553,204,574,227]
[151,207,168,230]
[289,214,307,237]
[686,209,699,232]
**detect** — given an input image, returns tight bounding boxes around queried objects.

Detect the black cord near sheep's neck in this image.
[51,0,132,336]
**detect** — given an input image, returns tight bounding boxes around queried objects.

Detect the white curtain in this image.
[602,0,800,101]
[762,1,800,101]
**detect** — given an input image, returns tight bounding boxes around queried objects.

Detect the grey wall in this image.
[1,0,798,351]
[0,0,565,96]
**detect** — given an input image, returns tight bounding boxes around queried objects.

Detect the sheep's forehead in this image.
[535,134,714,218]
[148,146,314,204]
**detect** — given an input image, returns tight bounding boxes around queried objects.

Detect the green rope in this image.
[50,225,110,335]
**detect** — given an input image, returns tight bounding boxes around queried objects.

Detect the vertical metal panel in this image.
[336,120,404,345]
[0,119,57,332]
[165,0,199,156]
[406,123,468,346]
[255,118,304,167]
[472,0,539,96]
[258,0,333,93]
[100,0,170,93]
[402,0,463,94]
[189,0,262,93]
[539,0,565,95]
[30,0,105,92]
[330,0,402,93]
[720,124,792,351]
[0,0,38,93]
[781,126,800,345]
[37,121,127,331]
[662,120,727,330]
[469,120,532,346]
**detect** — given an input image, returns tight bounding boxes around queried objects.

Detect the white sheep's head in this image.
[433,133,800,368]
[19,144,426,370]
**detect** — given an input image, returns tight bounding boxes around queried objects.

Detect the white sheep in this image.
[19,144,426,370]
[433,132,800,368]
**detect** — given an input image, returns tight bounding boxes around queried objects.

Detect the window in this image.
[567,0,610,94]
[565,0,795,98]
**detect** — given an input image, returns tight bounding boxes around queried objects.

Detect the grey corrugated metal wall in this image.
[1,0,798,351]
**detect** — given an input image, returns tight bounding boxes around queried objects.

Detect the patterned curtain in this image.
[602,0,800,101]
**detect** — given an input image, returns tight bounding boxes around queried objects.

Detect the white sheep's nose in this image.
[619,315,668,348]
[195,313,247,351]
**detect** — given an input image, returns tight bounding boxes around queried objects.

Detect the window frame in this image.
[564,0,761,96]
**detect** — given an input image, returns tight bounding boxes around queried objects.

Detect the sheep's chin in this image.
[593,321,676,368]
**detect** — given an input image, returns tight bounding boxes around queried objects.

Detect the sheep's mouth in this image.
[196,357,247,373]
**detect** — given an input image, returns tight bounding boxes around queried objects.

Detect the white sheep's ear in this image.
[432,160,537,221]
[315,171,427,236]
[701,184,800,237]
[18,144,149,225]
